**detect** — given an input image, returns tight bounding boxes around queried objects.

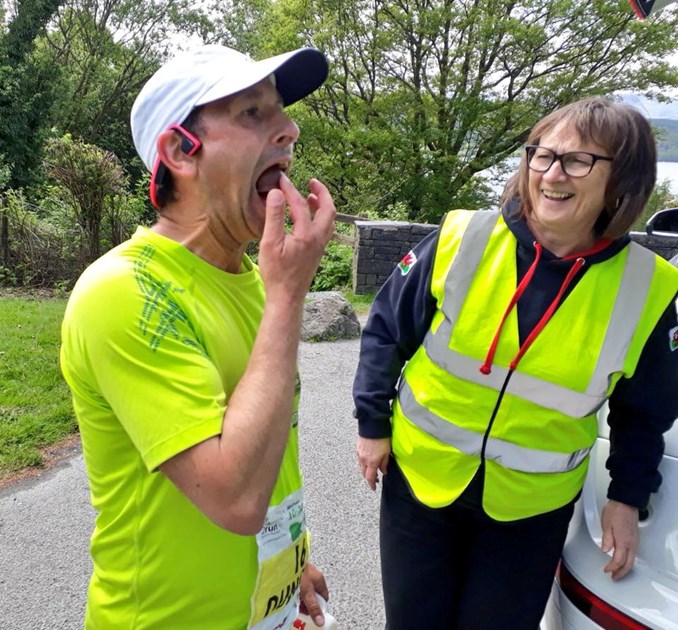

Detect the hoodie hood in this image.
[473,198,634,375]
[502,197,631,267]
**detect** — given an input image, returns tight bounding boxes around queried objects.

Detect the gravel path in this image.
[0,332,385,629]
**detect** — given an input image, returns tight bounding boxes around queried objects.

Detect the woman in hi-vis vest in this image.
[353,97,678,629]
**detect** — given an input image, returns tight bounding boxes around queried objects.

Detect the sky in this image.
[620,94,678,119]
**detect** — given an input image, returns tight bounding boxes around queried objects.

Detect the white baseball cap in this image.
[130,44,329,172]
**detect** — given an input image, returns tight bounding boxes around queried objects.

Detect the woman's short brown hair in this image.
[501,97,657,239]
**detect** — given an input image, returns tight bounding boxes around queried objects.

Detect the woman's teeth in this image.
[543,190,573,200]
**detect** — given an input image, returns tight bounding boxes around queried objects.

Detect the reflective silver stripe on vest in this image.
[399,379,591,473]
[593,243,654,386]
[423,212,655,417]
[439,210,500,329]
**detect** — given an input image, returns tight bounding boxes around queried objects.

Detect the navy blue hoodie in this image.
[352,203,678,510]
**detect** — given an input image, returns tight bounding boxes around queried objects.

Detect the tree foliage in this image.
[44,134,130,262]
[230,0,678,222]
[0,0,62,189]
[0,0,215,279]
[634,178,678,231]
[38,0,215,180]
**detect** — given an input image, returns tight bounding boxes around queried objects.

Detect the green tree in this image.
[38,0,216,182]
[0,0,62,188]
[44,134,131,263]
[0,0,63,268]
[634,179,678,231]
[232,0,678,222]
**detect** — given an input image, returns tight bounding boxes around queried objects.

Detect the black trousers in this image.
[380,457,575,630]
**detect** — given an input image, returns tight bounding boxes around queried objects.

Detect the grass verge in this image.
[0,293,75,481]
[0,288,373,483]
[343,290,375,315]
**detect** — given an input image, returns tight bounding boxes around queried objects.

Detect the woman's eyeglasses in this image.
[525,145,613,178]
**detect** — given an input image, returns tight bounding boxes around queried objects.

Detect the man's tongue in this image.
[256,167,282,196]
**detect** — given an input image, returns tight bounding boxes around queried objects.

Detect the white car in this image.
[542,212,678,630]
[541,410,678,629]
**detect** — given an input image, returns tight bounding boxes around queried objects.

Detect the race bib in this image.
[248,489,308,630]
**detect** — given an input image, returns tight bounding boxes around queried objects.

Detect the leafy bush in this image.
[311,241,353,291]
[633,178,678,232]
[43,134,130,263]
[0,189,80,287]
[0,135,150,289]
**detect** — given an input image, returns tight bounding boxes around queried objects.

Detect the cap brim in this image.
[270,48,329,106]
[196,48,328,109]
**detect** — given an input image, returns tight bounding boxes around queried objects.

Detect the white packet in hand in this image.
[293,594,339,629]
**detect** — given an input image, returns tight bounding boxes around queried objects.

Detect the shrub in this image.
[633,178,678,232]
[0,189,80,287]
[311,241,353,291]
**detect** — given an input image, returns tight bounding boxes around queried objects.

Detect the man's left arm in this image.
[603,295,678,579]
[300,563,330,627]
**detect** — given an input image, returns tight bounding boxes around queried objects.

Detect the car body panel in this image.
[541,580,603,630]
[543,418,678,629]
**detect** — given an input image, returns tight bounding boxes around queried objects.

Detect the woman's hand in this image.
[356,436,391,491]
[601,499,640,580]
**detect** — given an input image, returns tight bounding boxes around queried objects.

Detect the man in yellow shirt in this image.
[60,44,336,629]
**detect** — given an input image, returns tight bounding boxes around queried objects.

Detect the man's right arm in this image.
[160,176,335,535]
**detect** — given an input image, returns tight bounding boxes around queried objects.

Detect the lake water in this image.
[485,160,678,198]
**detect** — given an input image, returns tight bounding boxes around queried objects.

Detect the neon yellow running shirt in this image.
[61,227,303,629]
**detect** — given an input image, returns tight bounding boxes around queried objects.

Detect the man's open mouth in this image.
[255,163,288,197]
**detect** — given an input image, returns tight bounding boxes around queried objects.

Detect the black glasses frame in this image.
[525,145,613,178]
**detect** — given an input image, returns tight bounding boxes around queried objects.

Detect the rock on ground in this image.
[302,292,361,341]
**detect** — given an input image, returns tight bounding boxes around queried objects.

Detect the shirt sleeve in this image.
[352,229,439,438]
[606,292,678,509]
[61,268,226,471]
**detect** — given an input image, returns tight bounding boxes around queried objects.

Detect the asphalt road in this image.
[0,332,385,629]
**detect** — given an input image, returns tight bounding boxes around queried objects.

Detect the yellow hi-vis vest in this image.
[391,210,678,521]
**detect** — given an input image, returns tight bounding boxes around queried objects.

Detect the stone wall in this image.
[352,220,678,295]
[352,221,438,294]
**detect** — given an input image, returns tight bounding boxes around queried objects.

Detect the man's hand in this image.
[161,176,335,534]
[601,499,640,580]
[356,436,391,491]
[299,562,329,627]
[259,175,336,305]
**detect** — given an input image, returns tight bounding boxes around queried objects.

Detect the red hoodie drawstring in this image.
[479,245,586,375]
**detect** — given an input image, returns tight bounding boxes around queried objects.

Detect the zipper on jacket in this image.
[480,369,513,462]
[477,246,587,459]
